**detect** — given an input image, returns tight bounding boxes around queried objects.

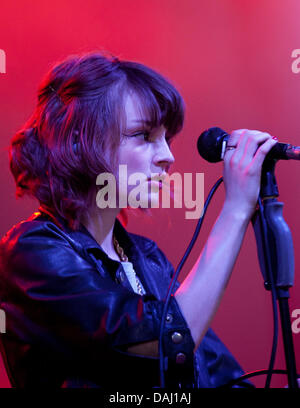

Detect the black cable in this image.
[159,177,224,387]
[257,197,279,388]
[158,179,284,389]
[218,369,300,388]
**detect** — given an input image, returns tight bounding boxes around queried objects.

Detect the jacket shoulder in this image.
[0,213,86,279]
[0,213,74,253]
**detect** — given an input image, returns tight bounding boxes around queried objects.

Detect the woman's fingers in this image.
[224,129,277,167]
[252,136,278,168]
[222,128,278,217]
[235,131,273,163]
[226,129,247,149]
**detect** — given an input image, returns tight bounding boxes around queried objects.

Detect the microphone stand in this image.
[251,157,299,388]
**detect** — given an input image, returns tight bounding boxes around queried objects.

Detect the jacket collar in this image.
[35,205,144,270]
[35,205,104,250]
[34,205,159,297]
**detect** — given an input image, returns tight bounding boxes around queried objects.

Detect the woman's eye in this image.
[135,131,151,141]
[124,131,151,141]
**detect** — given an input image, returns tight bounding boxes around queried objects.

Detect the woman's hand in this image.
[222,129,278,219]
[175,128,278,351]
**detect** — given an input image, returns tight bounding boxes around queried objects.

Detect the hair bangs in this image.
[121,61,185,142]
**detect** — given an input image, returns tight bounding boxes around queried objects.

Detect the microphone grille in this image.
[197,127,228,163]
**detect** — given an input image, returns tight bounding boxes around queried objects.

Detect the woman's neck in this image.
[81,207,121,261]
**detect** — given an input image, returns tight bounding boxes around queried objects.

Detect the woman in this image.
[0,51,277,388]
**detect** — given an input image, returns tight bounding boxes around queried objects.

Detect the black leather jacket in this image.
[0,207,252,388]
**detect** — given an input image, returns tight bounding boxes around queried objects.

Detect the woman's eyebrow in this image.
[125,120,152,132]
[132,119,152,126]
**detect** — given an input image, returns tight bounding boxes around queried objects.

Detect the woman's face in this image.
[117,93,175,208]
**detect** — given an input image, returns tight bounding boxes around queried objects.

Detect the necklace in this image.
[113,235,128,262]
[113,235,144,295]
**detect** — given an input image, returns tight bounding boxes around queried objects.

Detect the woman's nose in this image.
[153,138,175,168]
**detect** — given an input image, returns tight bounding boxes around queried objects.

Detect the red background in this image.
[0,0,299,388]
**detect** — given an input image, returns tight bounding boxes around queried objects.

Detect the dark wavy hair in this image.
[9,50,185,230]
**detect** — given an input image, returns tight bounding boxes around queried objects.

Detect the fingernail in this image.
[272,136,278,140]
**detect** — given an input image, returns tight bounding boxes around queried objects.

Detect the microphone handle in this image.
[285,144,300,160]
[268,143,300,161]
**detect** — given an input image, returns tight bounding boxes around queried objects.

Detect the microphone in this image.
[197,127,300,163]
